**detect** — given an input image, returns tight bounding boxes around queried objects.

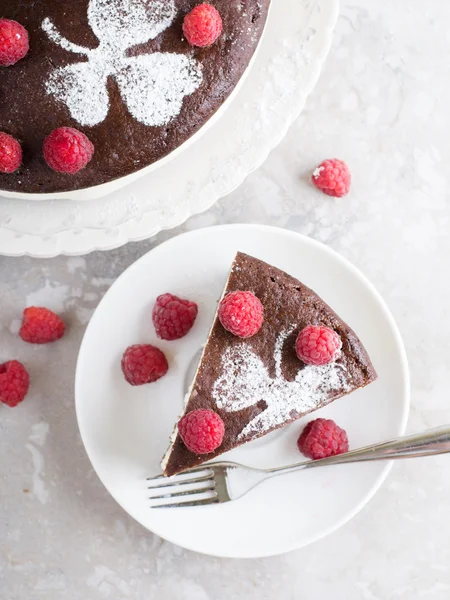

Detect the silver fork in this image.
[147,425,450,508]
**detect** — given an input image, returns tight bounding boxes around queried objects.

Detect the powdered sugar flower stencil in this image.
[213,328,350,441]
[42,0,203,127]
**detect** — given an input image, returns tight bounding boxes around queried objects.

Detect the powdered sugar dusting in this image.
[312,165,324,178]
[213,328,350,441]
[42,0,202,127]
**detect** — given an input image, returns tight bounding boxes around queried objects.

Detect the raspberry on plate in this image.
[19,307,65,344]
[178,409,224,454]
[0,360,30,407]
[0,19,29,67]
[183,3,223,47]
[121,344,168,386]
[312,158,351,197]
[43,127,94,174]
[0,132,22,174]
[218,290,264,338]
[152,293,198,341]
[297,418,349,459]
[296,325,342,366]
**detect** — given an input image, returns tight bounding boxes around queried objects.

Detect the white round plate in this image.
[75,224,409,558]
[0,0,338,257]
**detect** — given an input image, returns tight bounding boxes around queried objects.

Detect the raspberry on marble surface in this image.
[19,307,65,344]
[0,360,30,407]
[312,158,351,197]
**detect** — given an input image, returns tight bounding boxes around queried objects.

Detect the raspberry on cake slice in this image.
[161,252,377,477]
[178,409,224,454]
[295,325,342,366]
[218,290,263,338]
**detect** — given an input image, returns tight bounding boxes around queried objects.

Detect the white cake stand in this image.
[0,0,339,257]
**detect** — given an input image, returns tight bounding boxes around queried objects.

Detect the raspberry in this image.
[0,19,29,67]
[312,159,351,197]
[295,325,342,366]
[19,307,65,344]
[297,418,349,459]
[183,4,223,48]
[0,360,30,407]
[43,127,94,174]
[0,132,22,173]
[152,293,198,341]
[121,344,168,386]
[218,291,264,338]
[178,409,224,454]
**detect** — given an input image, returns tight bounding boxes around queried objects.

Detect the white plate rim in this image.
[75,224,410,558]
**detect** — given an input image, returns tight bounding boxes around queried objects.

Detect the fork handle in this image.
[266,426,450,477]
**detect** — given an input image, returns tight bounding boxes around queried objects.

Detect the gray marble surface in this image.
[2,1,450,598]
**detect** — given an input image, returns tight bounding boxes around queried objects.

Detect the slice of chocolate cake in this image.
[162,252,377,476]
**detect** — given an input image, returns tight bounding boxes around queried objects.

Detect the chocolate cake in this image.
[162,252,377,476]
[0,1,270,194]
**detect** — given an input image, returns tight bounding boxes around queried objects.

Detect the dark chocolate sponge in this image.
[0,0,270,193]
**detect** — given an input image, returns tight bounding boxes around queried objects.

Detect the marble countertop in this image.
[2,1,450,597]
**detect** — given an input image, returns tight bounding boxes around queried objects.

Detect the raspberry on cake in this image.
[297,418,349,459]
[178,409,225,454]
[43,127,94,174]
[295,325,342,366]
[312,158,351,197]
[19,307,65,344]
[0,132,22,174]
[121,344,168,386]
[162,252,377,477]
[0,360,30,407]
[218,290,264,338]
[183,4,223,48]
[0,19,29,67]
[152,293,198,341]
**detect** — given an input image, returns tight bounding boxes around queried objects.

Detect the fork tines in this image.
[147,468,218,508]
